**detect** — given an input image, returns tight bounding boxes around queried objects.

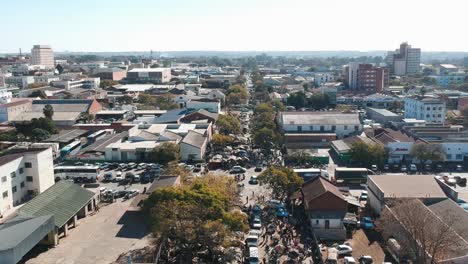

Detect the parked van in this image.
[247,247,259,264]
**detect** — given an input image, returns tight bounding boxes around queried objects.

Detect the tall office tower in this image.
[31,45,55,68]
[386,42,421,75]
[344,62,388,93]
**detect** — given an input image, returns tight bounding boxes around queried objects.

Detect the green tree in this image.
[117,95,134,105]
[28,90,47,99]
[226,84,249,105]
[287,91,307,109]
[211,134,234,147]
[154,95,179,110]
[99,79,119,89]
[410,143,445,164]
[143,175,247,262]
[216,115,241,135]
[31,128,50,141]
[349,142,386,167]
[148,142,180,165]
[0,131,18,141]
[43,104,54,119]
[258,166,304,201]
[138,94,155,105]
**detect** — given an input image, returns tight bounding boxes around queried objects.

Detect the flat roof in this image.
[369,174,446,199]
[367,107,399,117]
[128,68,170,72]
[96,110,128,115]
[279,111,361,126]
[78,131,128,153]
[46,129,89,143]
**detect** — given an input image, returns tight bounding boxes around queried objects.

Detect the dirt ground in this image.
[23,199,152,264]
[345,229,385,263]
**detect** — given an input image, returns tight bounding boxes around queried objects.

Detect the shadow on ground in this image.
[116,210,149,239]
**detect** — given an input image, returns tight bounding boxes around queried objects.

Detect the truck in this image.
[334,167,372,183]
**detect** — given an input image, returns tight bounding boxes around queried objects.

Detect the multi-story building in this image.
[127,68,171,83]
[93,68,127,81]
[386,42,421,75]
[404,96,446,124]
[430,74,465,88]
[5,76,35,88]
[34,75,60,85]
[313,72,334,87]
[0,99,33,122]
[0,147,55,218]
[31,45,55,69]
[345,63,388,92]
[51,77,100,90]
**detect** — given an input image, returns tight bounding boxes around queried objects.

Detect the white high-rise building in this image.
[404,96,446,124]
[31,45,55,68]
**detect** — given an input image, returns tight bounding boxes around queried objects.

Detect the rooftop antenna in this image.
[19,48,22,56]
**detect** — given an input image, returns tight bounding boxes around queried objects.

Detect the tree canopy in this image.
[258,166,304,201]
[43,104,54,119]
[410,143,445,164]
[148,142,180,165]
[14,117,58,139]
[216,114,241,135]
[143,175,247,262]
[349,142,386,168]
[226,84,249,105]
[287,91,330,110]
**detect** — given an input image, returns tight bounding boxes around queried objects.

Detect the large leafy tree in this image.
[410,143,445,164]
[258,166,304,201]
[148,142,180,165]
[143,175,247,263]
[226,84,249,105]
[349,142,386,167]
[15,117,58,138]
[216,114,241,135]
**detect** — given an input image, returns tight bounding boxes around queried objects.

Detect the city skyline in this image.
[2,0,468,53]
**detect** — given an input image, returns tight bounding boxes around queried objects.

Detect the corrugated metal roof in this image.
[18,181,95,228]
[0,214,54,251]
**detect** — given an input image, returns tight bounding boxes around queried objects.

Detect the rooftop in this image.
[367,107,399,117]
[369,175,446,199]
[18,181,95,228]
[0,214,54,251]
[128,68,170,73]
[279,111,361,126]
[46,129,89,143]
[300,177,345,204]
[181,130,207,148]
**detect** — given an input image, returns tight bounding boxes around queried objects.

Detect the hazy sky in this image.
[2,0,468,53]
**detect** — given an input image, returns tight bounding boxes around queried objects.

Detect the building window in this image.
[26,176,33,182]
[447,154,452,159]
[2,191,7,198]
[320,126,324,132]
[344,125,348,130]
[331,125,336,131]
[355,125,359,131]
[12,186,17,193]
[10,172,16,178]
[310,126,313,130]
[315,220,319,225]
[297,126,302,132]
[20,181,25,188]
[456,154,462,159]
[19,168,24,174]
[25,162,32,168]
[1,176,6,183]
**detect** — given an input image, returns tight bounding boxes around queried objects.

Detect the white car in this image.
[344,256,356,264]
[336,244,353,255]
[251,218,261,230]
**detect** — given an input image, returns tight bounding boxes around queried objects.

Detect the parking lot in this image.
[24,198,151,264]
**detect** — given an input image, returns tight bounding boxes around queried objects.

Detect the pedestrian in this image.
[252,190,255,197]
[246,196,249,203]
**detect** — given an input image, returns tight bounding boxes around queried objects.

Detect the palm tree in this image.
[43,104,54,119]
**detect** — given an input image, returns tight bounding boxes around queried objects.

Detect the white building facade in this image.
[0,148,55,217]
[404,97,446,124]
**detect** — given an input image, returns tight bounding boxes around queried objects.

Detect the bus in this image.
[334,167,372,183]
[54,165,99,182]
[60,141,82,158]
[293,168,330,181]
[86,130,107,145]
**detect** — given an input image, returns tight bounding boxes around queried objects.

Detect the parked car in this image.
[231,166,247,173]
[358,255,373,264]
[436,164,443,171]
[383,164,389,171]
[254,166,262,172]
[344,256,356,264]
[141,174,151,183]
[136,163,147,170]
[371,165,378,171]
[103,172,114,182]
[266,200,285,209]
[245,235,259,247]
[251,218,262,229]
[400,165,407,172]
[425,164,432,171]
[409,164,417,172]
[456,164,463,172]
[133,175,140,182]
[251,204,262,218]
[114,171,123,182]
[249,175,259,185]
[276,207,289,217]
[336,245,353,255]
[392,164,399,171]
[193,163,203,172]
[360,217,374,229]
[359,191,368,201]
